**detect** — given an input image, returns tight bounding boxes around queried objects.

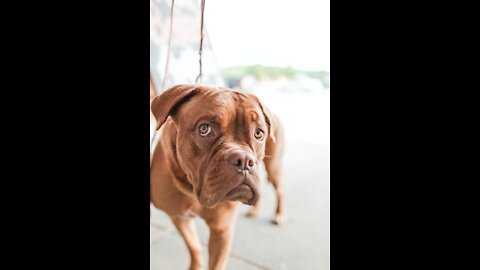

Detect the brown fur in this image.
[150,84,285,270]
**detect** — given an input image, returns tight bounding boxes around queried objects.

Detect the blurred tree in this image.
[223,65,329,82]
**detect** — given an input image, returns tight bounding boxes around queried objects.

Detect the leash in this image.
[162,0,206,89]
[161,0,175,92]
[195,0,206,84]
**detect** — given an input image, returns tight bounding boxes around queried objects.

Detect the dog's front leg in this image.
[171,216,203,270]
[202,202,238,270]
[207,225,234,270]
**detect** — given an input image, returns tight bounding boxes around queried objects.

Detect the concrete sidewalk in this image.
[150,141,330,270]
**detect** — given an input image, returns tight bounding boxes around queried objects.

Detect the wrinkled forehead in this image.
[178,89,266,128]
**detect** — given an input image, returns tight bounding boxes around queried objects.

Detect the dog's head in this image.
[151,84,275,208]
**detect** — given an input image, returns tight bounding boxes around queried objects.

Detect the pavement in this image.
[150,87,330,270]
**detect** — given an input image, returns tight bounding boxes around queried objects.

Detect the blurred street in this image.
[150,86,330,270]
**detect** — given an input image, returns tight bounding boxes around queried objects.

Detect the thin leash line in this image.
[161,0,175,92]
[195,0,206,84]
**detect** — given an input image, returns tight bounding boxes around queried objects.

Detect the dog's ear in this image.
[249,94,276,143]
[151,84,198,130]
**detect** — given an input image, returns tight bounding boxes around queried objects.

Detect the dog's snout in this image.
[227,151,255,172]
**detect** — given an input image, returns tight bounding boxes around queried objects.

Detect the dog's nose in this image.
[227,151,255,172]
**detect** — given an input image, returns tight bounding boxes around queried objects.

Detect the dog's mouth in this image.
[197,160,261,208]
[223,177,258,206]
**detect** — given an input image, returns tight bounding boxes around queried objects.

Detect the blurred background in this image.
[150,0,329,269]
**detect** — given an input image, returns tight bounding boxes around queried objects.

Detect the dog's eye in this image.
[254,129,264,140]
[198,124,212,136]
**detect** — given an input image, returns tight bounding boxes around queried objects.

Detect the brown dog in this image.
[150,84,284,270]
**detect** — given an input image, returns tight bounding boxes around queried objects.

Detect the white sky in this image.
[202,0,330,72]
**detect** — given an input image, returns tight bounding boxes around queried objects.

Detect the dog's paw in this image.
[245,208,259,218]
[188,262,203,270]
[271,213,285,225]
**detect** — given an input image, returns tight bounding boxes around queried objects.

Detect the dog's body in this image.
[150,84,284,270]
